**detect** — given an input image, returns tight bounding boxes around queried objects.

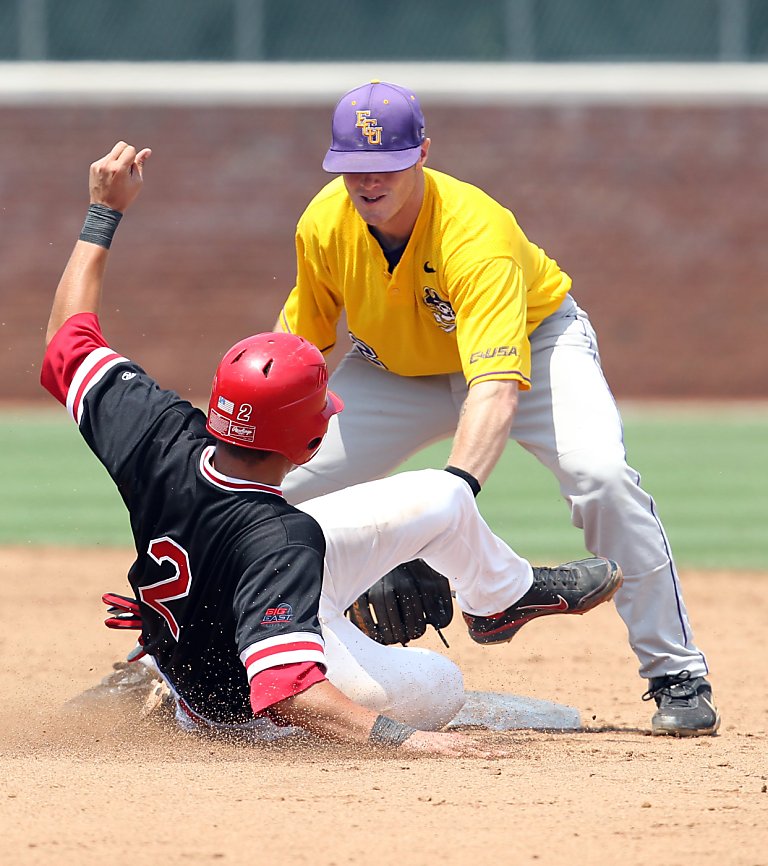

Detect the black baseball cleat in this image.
[643,672,721,737]
[463,557,623,645]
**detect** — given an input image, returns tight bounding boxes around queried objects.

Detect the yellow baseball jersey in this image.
[278,168,571,389]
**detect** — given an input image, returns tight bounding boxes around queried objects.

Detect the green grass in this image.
[401,404,768,570]
[1,405,766,569]
[0,408,133,547]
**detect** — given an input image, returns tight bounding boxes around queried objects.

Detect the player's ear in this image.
[418,139,430,168]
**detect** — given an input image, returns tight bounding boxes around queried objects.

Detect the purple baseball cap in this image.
[322,80,426,174]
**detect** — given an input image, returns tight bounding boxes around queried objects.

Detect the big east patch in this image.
[261,603,294,624]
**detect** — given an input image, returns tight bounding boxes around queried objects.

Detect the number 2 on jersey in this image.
[140,537,192,640]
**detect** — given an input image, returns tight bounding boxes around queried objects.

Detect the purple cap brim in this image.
[322,143,423,174]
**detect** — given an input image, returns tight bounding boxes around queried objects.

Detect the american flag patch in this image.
[217,395,235,414]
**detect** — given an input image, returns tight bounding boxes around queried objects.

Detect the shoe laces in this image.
[533,565,580,590]
[642,670,693,702]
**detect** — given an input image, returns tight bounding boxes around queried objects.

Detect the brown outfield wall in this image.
[1,102,766,401]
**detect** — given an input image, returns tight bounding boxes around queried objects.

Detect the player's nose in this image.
[357,173,384,190]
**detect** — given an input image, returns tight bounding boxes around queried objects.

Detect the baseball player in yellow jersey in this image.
[276,80,720,737]
[280,170,567,383]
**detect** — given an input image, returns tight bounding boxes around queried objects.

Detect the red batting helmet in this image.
[206,332,343,465]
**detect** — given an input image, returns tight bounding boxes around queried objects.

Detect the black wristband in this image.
[368,714,416,748]
[79,203,123,249]
[444,465,481,498]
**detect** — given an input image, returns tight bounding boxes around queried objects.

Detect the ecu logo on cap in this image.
[355,110,382,145]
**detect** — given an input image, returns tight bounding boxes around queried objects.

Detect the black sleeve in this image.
[77,360,207,498]
[233,510,327,654]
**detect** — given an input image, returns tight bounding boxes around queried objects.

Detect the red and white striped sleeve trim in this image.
[66,346,129,425]
[40,313,129,424]
[239,632,326,682]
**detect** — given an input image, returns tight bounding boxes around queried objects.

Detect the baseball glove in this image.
[346,559,454,646]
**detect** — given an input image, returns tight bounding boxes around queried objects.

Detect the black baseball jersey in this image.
[42,313,328,725]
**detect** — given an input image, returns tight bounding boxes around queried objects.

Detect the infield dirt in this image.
[0,547,765,866]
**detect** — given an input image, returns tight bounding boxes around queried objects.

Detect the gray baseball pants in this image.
[283,294,709,681]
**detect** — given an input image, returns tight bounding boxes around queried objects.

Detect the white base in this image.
[446,690,581,731]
